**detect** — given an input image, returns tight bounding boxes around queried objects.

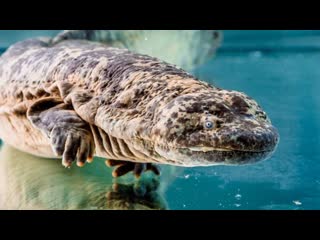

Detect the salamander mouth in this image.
[154,144,277,167]
[175,147,276,166]
[183,146,273,153]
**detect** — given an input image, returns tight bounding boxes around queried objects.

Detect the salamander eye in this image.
[205,121,215,129]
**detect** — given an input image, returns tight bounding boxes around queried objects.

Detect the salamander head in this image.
[151,88,279,166]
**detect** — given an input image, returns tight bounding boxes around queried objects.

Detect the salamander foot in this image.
[105,160,161,178]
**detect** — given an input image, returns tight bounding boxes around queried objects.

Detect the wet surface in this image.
[0,144,179,210]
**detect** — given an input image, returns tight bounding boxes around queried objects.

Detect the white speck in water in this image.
[183,204,186,208]
[234,204,241,207]
[144,37,148,41]
[235,194,242,200]
[293,200,302,206]
[249,51,262,59]
[184,174,190,179]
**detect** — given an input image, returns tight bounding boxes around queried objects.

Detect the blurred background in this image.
[0,30,320,210]
[2,30,320,50]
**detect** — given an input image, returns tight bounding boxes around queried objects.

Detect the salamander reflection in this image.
[0,144,180,210]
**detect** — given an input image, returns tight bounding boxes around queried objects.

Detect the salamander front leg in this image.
[105,160,161,178]
[27,97,95,168]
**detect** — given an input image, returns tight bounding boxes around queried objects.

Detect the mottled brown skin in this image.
[0,38,279,177]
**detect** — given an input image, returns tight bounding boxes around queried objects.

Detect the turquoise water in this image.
[177,50,320,210]
[0,31,320,209]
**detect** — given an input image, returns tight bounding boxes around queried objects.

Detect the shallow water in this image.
[0,31,320,209]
